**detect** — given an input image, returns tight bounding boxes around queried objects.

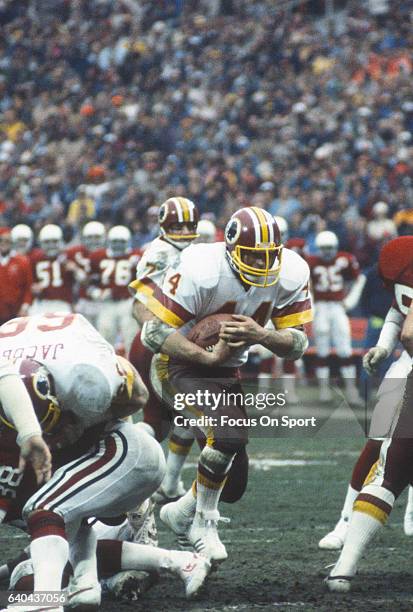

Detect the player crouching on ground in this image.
[131,206,313,566]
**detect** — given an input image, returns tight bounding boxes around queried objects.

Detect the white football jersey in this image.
[134,236,181,288]
[135,242,312,367]
[0,313,123,426]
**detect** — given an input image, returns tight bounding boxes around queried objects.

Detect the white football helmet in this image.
[108,225,131,257]
[82,221,106,251]
[273,216,288,243]
[195,219,216,243]
[315,230,339,260]
[11,224,33,254]
[38,224,63,257]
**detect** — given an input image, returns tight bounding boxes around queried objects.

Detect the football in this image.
[187,313,233,350]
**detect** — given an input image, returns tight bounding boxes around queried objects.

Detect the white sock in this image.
[406,485,413,512]
[121,541,191,573]
[162,427,194,495]
[332,485,394,577]
[136,422,155,437]
[340,485,359,522]
[341,365,357,380]
[196,447,234,515]
[175,484,197,517]
[69,524,98,584]
[31,535,69,591]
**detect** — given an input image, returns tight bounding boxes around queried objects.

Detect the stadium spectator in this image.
[0,0,410,270]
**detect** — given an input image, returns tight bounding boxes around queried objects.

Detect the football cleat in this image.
[318,518,349,550]
[159,501,194,550]
[66,574,101,611]
[176,552,211,599]
[324,575,352,593]
[101,570,158,601]
[153,481,186,506]
[188,510,229,564]
[127,499,158,546]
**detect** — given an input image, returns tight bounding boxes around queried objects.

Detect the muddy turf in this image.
[1,400,413,612]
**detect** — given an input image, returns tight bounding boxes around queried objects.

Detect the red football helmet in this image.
[379,236,413,288]
[158,197,199,249]
[225,206,283,287]
[0,359,60,434]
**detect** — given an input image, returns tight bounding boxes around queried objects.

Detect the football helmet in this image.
[225,207,283,287]
[195,219,216,244]
[273,216,288,243]
[158,197,199,249]
[108,225,131,257]
[315,231,338,261]
[0,359,60,434]
[38,224,63,257]
[11,224,33,254]
[82,221,106,251]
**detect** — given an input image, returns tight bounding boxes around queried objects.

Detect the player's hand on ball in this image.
[219,314,264,347]
[19,435,52,485]
[363,346,389,375]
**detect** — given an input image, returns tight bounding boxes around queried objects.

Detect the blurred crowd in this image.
[0,0,412,268]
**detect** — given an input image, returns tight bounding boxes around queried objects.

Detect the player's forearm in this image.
[0,374,42,445]
[161,331,216,366]
[259,327,309,360]
[133,300,155,325]
[377,306,403,353]
[401,306,413,357]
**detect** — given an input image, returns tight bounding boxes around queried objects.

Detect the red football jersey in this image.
[66,244,90,299]
[30,249,76,304]
[379,236,413,317]
[307,251,360,301]
[0,253,33,323]
[89,248,141,300]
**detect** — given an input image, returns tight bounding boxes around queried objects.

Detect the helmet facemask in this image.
[229,243,283,287]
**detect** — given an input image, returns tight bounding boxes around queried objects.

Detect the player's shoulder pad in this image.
[279,248,310,291]
[379,236,413,282]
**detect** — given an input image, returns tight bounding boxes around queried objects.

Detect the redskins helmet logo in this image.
[158,203,168,223]
[225,218,241,245]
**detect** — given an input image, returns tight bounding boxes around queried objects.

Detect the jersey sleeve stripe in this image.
[133,281,193,327]
[271,297,312,318]
[128,276,157,298]
[272,308,313,329]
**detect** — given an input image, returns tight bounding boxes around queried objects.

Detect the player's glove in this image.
[362,346,389,375]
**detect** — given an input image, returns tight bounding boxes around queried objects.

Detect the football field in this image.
[1,398,412,611]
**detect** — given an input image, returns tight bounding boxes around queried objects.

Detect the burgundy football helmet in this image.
[0,359,60,434]
[158,197,199,249]
[225,206,283,287]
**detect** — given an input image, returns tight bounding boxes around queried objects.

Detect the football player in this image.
[30,225,84,314]
[307,231,365,405]
[67,221,106,327]
[0,313,163,611]
[11,224,34,256]
[0,227,33,323]
[130,197,200,504]
[89,225,140,352]
[326,237,413,592]
[131,206,312,564]
[195,219,216,243]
